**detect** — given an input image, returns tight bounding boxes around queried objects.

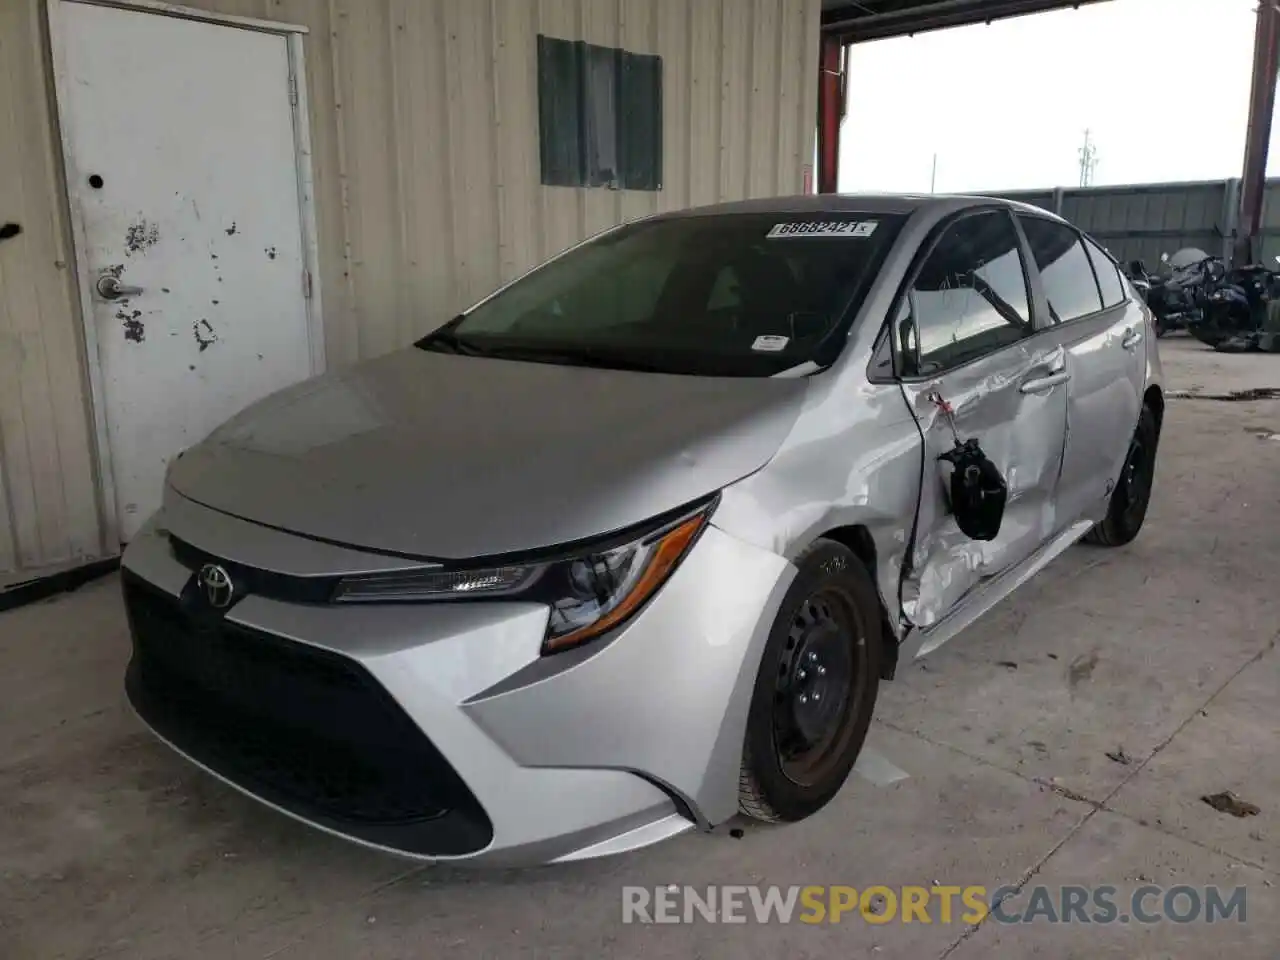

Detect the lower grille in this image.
[122,571,492,856]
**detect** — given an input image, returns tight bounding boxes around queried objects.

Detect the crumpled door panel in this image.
[898,341,1069,629]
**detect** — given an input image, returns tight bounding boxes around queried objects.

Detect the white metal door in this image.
[54,2,319,541]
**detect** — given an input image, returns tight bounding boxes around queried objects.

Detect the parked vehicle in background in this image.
[119,194,1165,866]
[1189,256,1280,352]
[1142,248,1222,338]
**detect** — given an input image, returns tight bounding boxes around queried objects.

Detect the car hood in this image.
[167,347,809,559]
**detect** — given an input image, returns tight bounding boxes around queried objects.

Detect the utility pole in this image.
[1077,129,1099,187]
[816,37,848,194]
[1235,0,1280,266]
[930,153,938,193]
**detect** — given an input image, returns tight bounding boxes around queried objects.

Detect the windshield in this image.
[418,212,905,376]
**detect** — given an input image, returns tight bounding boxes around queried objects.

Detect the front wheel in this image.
[738,539,883,823]
[1084,404,1159,547]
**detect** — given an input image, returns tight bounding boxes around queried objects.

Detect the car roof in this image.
[652,193,1063,222]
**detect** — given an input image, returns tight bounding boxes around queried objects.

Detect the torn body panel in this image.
[712,375,922,642]
[897,339,1069,629]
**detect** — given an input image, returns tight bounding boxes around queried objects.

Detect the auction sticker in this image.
[751,335,790,352]
[766,220,878,239]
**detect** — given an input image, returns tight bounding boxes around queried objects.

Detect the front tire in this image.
[738,539,883,823]
[1084,404,1159,547]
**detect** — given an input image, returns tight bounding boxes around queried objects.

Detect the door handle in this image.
[1019,371,1070,394]
[1122,328,1143,350]
[96,275,143,300]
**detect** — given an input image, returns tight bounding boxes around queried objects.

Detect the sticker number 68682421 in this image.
[766,220,878,239]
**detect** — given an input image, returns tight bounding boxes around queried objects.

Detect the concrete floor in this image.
[3,335,1279,959]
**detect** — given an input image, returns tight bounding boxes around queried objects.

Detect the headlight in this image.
[332,500,715,654]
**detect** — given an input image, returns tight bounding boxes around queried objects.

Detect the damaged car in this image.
[120,194,1164,866]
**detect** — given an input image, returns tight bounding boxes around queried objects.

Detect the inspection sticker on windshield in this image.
[766,220,878,239]
[751,335,790,352]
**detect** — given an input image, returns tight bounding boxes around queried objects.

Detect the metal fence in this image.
[985,177,1280,269]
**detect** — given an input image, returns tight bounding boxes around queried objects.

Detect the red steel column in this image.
[1236,0,1280,265]
[817,35,845,194]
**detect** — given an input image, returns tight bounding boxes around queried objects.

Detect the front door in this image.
[894,208,1070,630]
[1014,216,1146,528]
[53,1,318,541]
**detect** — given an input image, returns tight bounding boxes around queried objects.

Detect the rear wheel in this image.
[738,539,883,823]
[1084,404,1159,547]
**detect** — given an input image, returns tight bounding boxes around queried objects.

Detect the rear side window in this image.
[1081,235,1126,308]
[1018,216,1103,323]
[900,209,1033,375]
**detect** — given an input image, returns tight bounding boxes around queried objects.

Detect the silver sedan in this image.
[120,194,1163,866]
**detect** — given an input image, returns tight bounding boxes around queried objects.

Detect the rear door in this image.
[893,208,1070,630]
[1015,216,1145,528]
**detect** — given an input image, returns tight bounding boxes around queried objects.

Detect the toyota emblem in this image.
[198,563,235,609]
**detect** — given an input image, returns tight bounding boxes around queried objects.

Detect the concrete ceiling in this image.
[821,0,1112,42]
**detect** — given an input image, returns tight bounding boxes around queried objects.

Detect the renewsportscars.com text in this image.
[621,884,1248,925]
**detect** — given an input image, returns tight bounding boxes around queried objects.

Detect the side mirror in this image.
[897,312,916,360]
[939,439,1008,541]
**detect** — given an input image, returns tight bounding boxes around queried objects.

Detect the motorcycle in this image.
[1140,249,1220,337]
[1189,256,1280,352]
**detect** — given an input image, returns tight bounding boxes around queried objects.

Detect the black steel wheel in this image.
[1084,403,1160,547]
[739,539,883,823]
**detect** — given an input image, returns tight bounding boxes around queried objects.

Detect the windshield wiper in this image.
[415,317,485,356]
[476,344,670,373]
[416,325,665,371]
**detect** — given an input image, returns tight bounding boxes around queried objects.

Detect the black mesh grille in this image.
[122,571,492,855]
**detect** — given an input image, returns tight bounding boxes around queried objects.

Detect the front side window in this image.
[901,209,1032,376]
[1019,216,1104,323]
[422,213,905,377]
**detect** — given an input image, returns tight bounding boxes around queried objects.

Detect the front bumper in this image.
[120,495,794,866]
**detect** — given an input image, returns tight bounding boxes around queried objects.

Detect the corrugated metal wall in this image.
[306,0,823,362]
[0,0,821,576]
[991,179,1242,267]
[1258,182,1280,265]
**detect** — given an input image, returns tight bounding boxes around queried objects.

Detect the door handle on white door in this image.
[96,275,143,300]
[1019,371,1071,394]
[1121,328,1143,350]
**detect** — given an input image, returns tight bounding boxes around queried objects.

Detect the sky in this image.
[838,0,1269,193]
